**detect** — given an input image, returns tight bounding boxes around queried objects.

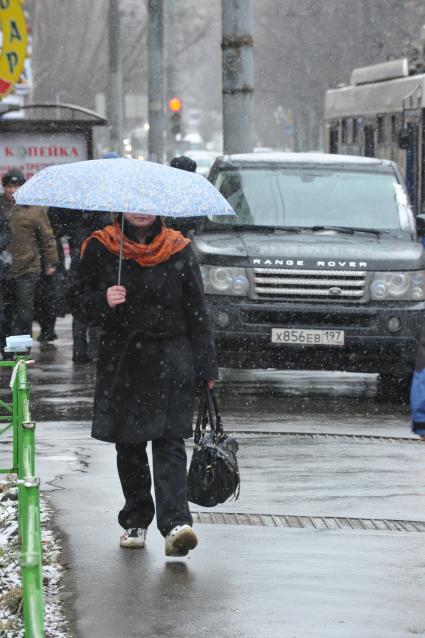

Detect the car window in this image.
[212,167,405,230]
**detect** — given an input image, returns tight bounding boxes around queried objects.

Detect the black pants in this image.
[35,272,57,338]
[13,273,40,336]
[0,273,39,343]
[72,318,100,361]
[116,437,193,537]
[0,278,12,347]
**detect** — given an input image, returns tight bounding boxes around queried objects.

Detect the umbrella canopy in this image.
[14,158,235,217]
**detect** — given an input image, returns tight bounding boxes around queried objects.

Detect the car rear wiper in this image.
[310,225,381,237]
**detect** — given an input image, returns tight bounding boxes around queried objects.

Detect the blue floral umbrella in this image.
[14,158,234,283]
[14,157,234,217]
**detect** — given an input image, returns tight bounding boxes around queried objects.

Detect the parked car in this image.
[190,152,425,398]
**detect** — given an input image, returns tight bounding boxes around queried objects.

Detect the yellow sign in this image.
[0,0,27,98]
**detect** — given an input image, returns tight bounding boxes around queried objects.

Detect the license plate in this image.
[271,328,345,347]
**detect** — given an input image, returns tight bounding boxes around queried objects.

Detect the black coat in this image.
[68,234,218,444]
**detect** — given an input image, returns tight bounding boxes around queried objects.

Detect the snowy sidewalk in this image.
[37,422,425,638]
[14,318,425,637]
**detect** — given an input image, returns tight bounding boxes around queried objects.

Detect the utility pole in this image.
[221,0,254,154]
[165,0,177,160]
[148,0,164,163]
[108,0,124,154]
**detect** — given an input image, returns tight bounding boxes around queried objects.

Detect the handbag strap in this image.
[210,389,224,436]
[207,388,224,442]
[194,385,208,444]
[194,385,225,444]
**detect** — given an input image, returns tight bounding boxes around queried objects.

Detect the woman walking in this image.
[69,212,218,557]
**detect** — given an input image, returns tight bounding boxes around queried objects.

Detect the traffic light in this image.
[168,97,183,137]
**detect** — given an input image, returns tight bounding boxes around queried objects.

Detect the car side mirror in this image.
[416,213,425,235]
[398,128,411,150]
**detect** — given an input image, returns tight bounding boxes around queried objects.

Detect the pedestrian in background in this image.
[69,211,217,556]
[68,210,111,363]
[0,169,58,350]
[34,207,69,344]
[169,156,199,237]
[170,155,197,173]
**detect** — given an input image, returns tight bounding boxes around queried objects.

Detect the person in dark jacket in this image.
[168,156,199,237]
[68,210,111,363]
[69,213,218,556]
[34,207,69,343]
[0,169,58,350]
[170,155,197,173]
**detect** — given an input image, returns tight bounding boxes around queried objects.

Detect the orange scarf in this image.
[81,220,190,267]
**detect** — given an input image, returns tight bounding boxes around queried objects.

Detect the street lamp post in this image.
[221,0,254,154]
[148,0,164,163]
[165,0,177,160]
[108,0,124,155]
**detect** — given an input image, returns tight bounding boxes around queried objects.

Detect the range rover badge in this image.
[329,287,342,296]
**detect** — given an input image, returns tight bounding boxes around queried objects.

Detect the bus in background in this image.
[324,57,425,215]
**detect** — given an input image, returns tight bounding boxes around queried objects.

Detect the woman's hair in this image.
[115,214,163,244]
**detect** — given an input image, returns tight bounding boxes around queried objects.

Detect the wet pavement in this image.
[1,316,425,637]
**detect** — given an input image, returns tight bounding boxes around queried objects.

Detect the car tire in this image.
[376,370,413,404]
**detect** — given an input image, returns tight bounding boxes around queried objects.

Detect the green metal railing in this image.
[0,357,44,637]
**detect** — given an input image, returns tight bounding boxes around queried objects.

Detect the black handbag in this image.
[187,386,240,507]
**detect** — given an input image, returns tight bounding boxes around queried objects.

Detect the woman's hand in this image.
[207,379,216,390]
[107,285,127,308]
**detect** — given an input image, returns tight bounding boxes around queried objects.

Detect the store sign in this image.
[0,132,88,181]
[0,0,28,98]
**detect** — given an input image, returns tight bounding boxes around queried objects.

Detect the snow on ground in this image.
[0,477,71,637]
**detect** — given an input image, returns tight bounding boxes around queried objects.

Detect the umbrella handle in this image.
[117,214,124,286]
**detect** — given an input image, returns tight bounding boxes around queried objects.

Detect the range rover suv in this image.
[191,152,425,397]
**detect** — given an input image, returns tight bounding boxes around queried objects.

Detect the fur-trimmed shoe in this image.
[165,525,198,557]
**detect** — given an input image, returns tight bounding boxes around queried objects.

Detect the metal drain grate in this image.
[229,431,422,444]
[191,511,425,533]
